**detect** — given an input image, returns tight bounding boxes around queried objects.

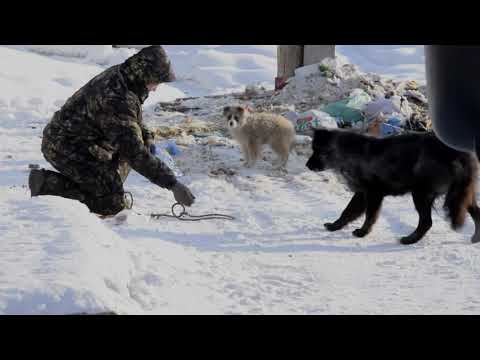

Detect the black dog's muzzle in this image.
[306,154,326,172]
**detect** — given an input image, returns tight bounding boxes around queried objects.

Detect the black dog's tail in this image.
[444,155,478,230]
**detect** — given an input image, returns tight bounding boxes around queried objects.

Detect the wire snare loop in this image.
[150,203,235,221]
[124,192,234,221]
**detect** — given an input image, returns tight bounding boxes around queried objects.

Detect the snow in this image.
[6,45,137,66]
[160,45,278,97]
[2,45,480,315]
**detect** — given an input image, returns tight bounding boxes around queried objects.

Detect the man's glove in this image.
[171,182,195,207]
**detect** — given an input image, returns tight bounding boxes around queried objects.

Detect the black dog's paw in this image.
[400,236,420,245]
[324,223,340,232]
[352,228,368,238]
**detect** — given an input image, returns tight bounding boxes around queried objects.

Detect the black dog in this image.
[306,128,480,244]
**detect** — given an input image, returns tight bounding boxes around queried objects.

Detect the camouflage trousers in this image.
[40,128,131,216]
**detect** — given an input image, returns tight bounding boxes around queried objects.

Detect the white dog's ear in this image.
[223,106,231,115]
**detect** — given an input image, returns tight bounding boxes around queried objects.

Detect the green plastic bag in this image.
[321,90,371,127]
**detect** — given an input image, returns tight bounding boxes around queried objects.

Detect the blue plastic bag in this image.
[380,117,403,137]
[166,141,181,156]
[153,140,183,177]
[155,140,181,156]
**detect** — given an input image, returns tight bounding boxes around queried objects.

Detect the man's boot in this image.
[28,168,86,201]
[28,169,46,197]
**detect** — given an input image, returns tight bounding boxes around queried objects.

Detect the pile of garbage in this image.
[273,57,431,137]
[147,56,432,139]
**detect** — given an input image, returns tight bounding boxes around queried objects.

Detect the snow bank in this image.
[0,47,101,127]
[0,192,138,315]
[161,45,277,97]
[7,45,137,67]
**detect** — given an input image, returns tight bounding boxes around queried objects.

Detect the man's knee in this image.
[84,192,127,216]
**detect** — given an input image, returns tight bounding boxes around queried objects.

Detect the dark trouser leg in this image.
[352,192,384,238]
[400,191,434,245]
[32,151,130,217]
[325,192,366,231]
[75,165,128,216]
[82,192,126,216]
[39,121,130,216]
[31,167,127,216]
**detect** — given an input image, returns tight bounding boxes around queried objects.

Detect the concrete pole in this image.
[277,45,304,79]
[276,45,335,89]
[303,45,335,66]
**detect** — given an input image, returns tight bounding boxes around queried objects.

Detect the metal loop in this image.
[171,203,186,218]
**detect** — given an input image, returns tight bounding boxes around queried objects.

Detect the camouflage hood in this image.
[120,45,176,103]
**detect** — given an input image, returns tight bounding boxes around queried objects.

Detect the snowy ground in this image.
[2,45,480,315]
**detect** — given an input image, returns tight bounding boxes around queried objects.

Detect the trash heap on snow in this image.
[272,57,431,136]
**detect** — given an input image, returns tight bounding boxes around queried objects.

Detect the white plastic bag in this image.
[364,96,412,121]
[295,110,338,132]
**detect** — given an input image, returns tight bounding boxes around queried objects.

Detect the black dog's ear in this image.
[223,106,231,115]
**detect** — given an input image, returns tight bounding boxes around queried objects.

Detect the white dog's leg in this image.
[246,142,260,168]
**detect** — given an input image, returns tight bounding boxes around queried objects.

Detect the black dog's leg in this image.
[400,191,435,245]
[352,192,384,238]
[468,200,480,244]
[325,192,366,231]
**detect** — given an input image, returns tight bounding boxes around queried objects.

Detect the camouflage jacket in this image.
[43,46,178,189]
